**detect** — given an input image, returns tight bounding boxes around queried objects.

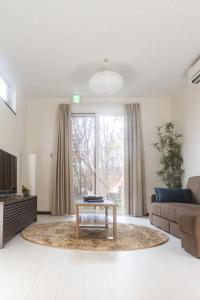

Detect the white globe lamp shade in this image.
[89,70,124,96]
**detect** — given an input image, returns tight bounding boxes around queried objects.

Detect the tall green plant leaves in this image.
[153,122,184,188]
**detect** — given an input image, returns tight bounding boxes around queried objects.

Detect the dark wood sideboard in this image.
[0,195,37,248]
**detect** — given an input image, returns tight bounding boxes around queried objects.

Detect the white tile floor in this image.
[0,215,200,300]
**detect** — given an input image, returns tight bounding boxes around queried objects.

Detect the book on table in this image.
[83,195,103,202]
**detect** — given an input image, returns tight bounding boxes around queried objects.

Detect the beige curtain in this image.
[52,104,74,215]
[126,103,147,216]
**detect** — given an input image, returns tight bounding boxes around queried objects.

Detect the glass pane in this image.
[0,75,9,103]
[98,116,124,212]
[72,115,95,199]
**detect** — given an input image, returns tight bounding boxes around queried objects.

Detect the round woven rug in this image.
[21,221,168,251]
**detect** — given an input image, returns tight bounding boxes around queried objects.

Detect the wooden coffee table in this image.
[75,200,117,240]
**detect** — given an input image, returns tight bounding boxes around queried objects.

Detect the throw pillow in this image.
[154,188,192,203]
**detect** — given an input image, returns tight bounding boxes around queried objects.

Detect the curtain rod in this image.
[60,102,140,105]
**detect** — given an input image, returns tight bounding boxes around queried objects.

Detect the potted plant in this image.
[22,185,30,197]
[153,122,184,188]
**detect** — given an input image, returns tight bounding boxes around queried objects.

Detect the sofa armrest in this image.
[151,194,156,203]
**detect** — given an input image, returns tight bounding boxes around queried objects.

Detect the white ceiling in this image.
[0,0,200,97]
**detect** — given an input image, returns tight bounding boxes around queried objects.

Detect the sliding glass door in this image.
[71,114,96,198]
[98,116,124,209]
[72,113,124,212]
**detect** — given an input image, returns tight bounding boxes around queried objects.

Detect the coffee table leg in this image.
[105,207,108,228]
[76,205,79,239]
[113,206,117,240]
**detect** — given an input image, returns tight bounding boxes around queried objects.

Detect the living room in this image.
[0,1,200,299]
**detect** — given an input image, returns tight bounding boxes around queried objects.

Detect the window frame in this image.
[71,111,125,213]
[0,73,16,115]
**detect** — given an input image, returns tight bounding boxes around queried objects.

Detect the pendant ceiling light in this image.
[89,60,124,96]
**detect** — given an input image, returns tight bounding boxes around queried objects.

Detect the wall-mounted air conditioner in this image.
[187,58,200,85]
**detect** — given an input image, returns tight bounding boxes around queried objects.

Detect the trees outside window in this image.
[71,114,124,212]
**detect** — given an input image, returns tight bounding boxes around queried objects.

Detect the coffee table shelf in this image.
[79,213,112,226]
[75,200,117,239]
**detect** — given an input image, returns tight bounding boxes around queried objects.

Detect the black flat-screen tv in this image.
[0,149,17,195]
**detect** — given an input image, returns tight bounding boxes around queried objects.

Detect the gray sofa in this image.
[149,176,200,257]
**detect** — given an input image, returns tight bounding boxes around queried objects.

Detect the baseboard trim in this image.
[37,211,149,216]
[37,211,51,215]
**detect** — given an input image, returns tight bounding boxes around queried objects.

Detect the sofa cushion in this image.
[151,202,162,216]
[151,202,200,223]
[179,214,200,237]
[175,204,200,223]
[187,176,200,204]
[154,188,192,203]
[152,215,170,233]
[160,203,185,222]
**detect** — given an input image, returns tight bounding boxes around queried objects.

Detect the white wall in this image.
[0,89,26,192]
[171,85,200,185]
[25,97,170,212]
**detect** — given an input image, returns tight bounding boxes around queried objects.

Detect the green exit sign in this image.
[72,95,81,103]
